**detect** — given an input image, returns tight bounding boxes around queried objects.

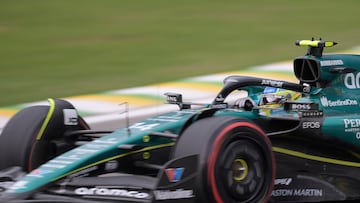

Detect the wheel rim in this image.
[232,158,248,181]
[218,139,266,202]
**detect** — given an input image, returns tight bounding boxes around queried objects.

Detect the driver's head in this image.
[260,87,301,106]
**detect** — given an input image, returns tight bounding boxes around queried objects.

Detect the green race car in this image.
[0,39,359,203]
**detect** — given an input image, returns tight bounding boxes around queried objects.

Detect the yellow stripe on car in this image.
[36,98,56,140]
[53,142,175,181]
[272,147,360,167]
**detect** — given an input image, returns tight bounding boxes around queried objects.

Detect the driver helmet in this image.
[259,87,301,107]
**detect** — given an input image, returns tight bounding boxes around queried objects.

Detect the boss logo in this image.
[285,102,319,112]
[292,104,311,110]
[302,122,321,129]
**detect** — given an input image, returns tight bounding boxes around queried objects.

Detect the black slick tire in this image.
[0,105,89,172]
[173,116,275,203]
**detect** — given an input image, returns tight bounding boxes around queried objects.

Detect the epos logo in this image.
[165,168,184,182]
[302,121,321,129]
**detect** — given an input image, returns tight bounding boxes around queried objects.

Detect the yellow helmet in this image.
[259,87,301,107]
[258,87,301,116]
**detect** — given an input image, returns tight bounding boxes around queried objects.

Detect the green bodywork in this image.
[4,46,360,196]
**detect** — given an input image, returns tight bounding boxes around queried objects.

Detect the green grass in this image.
[1,0,360,106]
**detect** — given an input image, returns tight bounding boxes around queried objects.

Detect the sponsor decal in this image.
[63,109,78,125]
[272,189,323,197]
[28,169,52,177]
[69,166,98,178]
[84,143,109,149]
[215,94,225,102]
[42,163,66,169]
[58,154,81,160]
[301,111,323,117]
[165,167,184,182]
[94,138,118,144]
[211,103,228,109]
[291,103,311,110]
[105,160,119,171]
[343,119,360,133]
[74,187,149,199]
[225,78,239,83]
[73,148,99,154]
[302,85,311,93]
[284,102,318,111]
[167,96,178,103]
[154,189,194,200]
[357,132,360,140]
[320,60,344,66]
[129,122,161,131]
[166,94,181,103]
[49,160,73,164]
[148,116,182,122]
[272,189,293,197]
[302,122,321,129]
[344,72,360,89]
[263,87,278,94]
[261,79,284,88]
[341,119,360,139]
[9,181,28,190]
[320,97,358,107]
[274,178,292,186]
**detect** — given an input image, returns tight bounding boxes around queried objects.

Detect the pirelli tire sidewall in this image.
[0,106,49,172]
[0,100,90,172]
[173,116,275,203]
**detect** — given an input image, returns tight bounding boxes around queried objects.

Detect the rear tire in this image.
[173,116,275,203]
[0,104,89,172]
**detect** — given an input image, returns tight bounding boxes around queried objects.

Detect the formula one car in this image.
[0,39,359,203]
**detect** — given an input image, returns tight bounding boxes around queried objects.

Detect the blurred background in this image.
[1,0,360,106]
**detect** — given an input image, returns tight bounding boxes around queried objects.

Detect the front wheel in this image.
[0,99,90,172]
[173,116,275,203]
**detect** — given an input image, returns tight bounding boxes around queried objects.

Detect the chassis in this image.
[0,39,359,203]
